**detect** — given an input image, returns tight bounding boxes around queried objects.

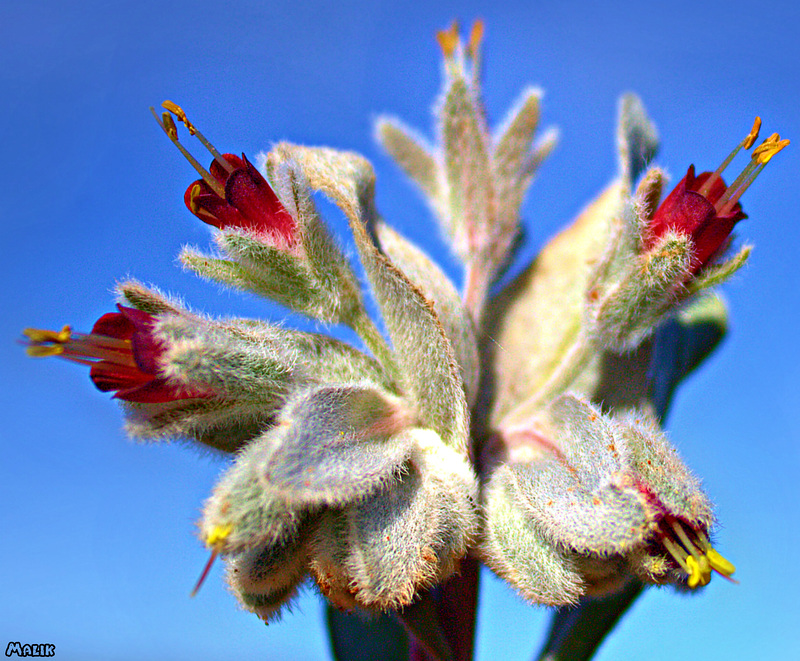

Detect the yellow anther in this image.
[205,523,233,548]
[707,548,736,577]
[686,555,702,588]
[26,344,65,358]
[753,137,790,165]
[436,21,459,58]
[161,112,179,141]
[685,555,711,588]
[743,116,761,149]
[187,182,204,214]
[23,325,72,344]
[467,19,484,60]
[162,100,196,135]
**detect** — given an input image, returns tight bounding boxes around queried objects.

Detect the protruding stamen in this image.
[190,550,218,598]
[669,519,711,586]
[706,548,736,578]
[24,326,72,344]
[752,136,790,165]
[659,534,691,574]
[161,101,235,174]
[698,117,762,197]
[436,21,459,58]
[162,112,179,141]
[715,133,789,216]
[743,116,762,150]
[205,523,233,547]
[670,519,701,557]
[190,523,233,597]
[150,107,226,198]
[162,100,196,135]
[686,555,709,588]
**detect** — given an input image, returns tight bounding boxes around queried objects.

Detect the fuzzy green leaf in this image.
[226,527,311,622]
[376,117,439,200]
[511,395,652,556]
[276,143,469,451]
[440,77,494,257]
[685,244,752,296]
[324,432,478,610]
[617,93,659,184]
[481,466,584,605]
[375,220,480,405]
[261,384,416,506]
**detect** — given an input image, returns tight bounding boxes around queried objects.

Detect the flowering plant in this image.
[23,20,787,661]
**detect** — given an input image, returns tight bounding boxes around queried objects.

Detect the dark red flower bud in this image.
[24,306,212,403]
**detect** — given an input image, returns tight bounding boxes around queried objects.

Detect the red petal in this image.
[115,378,214,403]
[91,312,135,339]
[90,361,153,392]
[224,155,296,240]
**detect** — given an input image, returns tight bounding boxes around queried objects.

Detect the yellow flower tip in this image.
[205,523,233,549]
[707,547,736,578]
[162,99,196,136]
[436,20,460,58]
[23,325,72,344]
[467,19,484,60]
[743,116,762,149]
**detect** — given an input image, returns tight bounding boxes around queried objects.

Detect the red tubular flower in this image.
[152,101,296,247]
[645,118,789,274]
[24,306,211,403]
[184,153,296,244]
[646,165,747,272]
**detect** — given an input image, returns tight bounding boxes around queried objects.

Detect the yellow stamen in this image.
[162,100,196,135]
[436,20,459,58]
[163,100,235,173]
[467,19,484,60]
[23,325,72,344]
[162,112,179,141]
[752,137,790,164]
[151,106,226,199]
[743,116,762,149]
[686,555,703,588]
[660,534,691,574]
[26,344,65,358]
[698,117,763,197]
[190,522,233,598]
[707,548,736,577]
[205,523,233,549]
[714,132,789,214]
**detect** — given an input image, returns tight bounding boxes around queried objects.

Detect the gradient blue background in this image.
[3,1,798,659]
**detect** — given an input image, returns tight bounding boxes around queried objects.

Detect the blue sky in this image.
[2,1,799,659]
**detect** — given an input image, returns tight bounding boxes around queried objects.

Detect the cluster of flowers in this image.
[26,22,786,621]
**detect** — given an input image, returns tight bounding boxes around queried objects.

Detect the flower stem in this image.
[535,580,643,661]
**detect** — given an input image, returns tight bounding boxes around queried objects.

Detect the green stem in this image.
[535,580,644,661]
